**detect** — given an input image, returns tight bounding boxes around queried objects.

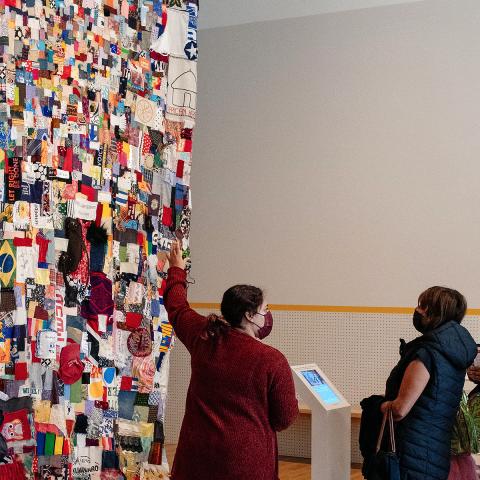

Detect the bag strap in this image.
[376,408,396,454]
[375,410,388,453]
[388,408,396,453]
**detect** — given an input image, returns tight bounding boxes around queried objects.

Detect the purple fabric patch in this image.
[80,272,114,321]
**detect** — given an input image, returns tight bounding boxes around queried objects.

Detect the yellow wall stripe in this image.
[189,302,480,316]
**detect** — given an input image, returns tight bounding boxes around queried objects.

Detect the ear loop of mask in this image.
[246,311,267,328]
[246,315,261,329]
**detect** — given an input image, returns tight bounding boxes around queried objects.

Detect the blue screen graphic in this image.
[301,370,340,405]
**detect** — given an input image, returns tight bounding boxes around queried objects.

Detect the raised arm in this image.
[164,241,207,351]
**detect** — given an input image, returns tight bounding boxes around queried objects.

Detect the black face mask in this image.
[413,310,427,333]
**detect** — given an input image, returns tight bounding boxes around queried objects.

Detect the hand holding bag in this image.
[368,407,401,480]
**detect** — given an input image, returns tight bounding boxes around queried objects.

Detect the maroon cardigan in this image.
[164,267,299,480]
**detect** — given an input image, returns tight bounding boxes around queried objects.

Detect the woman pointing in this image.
[164,241,299,480]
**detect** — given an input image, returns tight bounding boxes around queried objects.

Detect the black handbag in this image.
[367,408,401,480]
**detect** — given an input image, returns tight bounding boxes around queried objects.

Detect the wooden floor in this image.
[277,457,363,479]
[165,445,363,479]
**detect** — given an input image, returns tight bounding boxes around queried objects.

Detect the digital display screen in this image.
[301,369,340,405]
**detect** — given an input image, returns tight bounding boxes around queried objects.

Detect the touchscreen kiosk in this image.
[301,369,340,405]
[292,364,350,480]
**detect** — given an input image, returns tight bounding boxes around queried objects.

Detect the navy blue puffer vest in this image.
[385,321,477,480]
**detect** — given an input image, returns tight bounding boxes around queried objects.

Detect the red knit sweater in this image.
[164,267,299,480]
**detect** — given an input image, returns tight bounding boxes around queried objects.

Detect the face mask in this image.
[413,310,427,333]
[256,311,273,339]
[248,311,274,339]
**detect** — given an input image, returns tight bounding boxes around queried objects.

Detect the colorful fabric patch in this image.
[0,0,197,474]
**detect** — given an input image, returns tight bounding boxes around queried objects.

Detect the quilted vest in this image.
[385,321,477,480]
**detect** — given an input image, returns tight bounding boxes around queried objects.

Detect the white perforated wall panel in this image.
[166,309,480,463]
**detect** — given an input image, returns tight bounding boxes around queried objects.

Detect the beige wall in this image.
[189,0,480,307]
[199,0,427,29]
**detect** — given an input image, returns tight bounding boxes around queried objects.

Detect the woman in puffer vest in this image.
[381,286,477,480]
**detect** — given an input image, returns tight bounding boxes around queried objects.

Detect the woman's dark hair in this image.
[418,286,467,330]
[204,285,263,340]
